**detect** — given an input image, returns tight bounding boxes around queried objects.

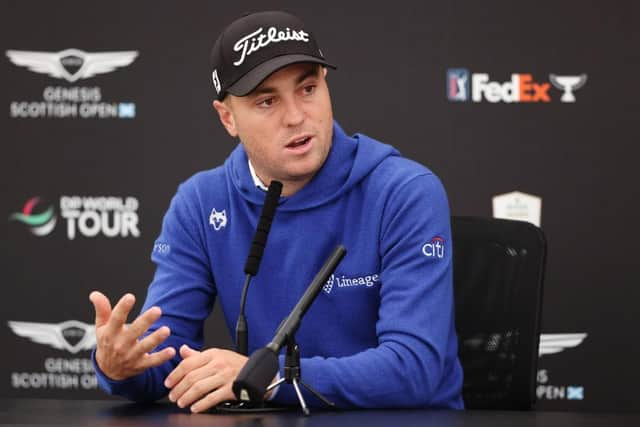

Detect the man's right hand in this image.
[89,291,176,381]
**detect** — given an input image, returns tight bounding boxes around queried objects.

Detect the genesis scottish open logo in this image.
[537,333,588,401]
[8,320,98,391]
[9,197,57,236]
[447,68,587,103]
[6,48,138,119]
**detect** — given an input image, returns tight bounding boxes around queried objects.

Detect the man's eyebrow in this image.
[249,66,320,97]
[295,66,320,84]
[250,86,276,97]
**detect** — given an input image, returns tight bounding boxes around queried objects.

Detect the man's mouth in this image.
[286,136,312,148]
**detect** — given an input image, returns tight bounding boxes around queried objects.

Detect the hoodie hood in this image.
[226,121,400,211]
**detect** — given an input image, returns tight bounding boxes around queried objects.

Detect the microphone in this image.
[236,180,283,356]
[244,180,283,276]
[232,245,347,402]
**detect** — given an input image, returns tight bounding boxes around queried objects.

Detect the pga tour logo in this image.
[422,237,445,258]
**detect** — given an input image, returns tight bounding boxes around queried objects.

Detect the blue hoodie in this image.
[94,122,464,409]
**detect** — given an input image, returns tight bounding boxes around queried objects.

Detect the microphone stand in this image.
[267,335,335,416]
[218,180,282,413]
[232,245,346,416]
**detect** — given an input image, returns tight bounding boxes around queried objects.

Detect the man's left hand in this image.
[164,345,248,413]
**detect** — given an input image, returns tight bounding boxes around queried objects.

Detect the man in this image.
[90,10,464,412]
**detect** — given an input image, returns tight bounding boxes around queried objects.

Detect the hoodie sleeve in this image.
[271,173,462,409]
[93,184,216,402]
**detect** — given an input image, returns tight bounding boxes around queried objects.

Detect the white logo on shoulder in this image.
[233,27,310,66]
[209,208,227,231]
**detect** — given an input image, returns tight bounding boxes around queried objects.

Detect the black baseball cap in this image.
[210,11,336,100]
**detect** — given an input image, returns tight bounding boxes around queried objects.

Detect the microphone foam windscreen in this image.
[244,180,282,275]
[232,347,279,402]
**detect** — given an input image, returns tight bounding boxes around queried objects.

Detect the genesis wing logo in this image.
[6,49,139,82]
[539,333,587,356]
[8,320,96,354]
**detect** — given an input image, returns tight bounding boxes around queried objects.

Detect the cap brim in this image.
[226,54,336,98]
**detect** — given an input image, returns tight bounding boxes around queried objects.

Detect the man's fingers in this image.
[169,363,220,407]
[190,386,232,413]
[139,347,176,370]
[180,344,197,358]
[105,293,136,334]
[164,348,208,389]
[127,306,162,340]
[135,326,171,355]
[89,291,112,328]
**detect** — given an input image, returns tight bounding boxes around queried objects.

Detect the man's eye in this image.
[257,98,274,107]
[303,85,316,95]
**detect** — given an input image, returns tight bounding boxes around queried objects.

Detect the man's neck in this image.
[247,160,312,197]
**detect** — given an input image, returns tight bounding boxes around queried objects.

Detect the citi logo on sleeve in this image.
[447,68,587,103]
[422,237,445,258]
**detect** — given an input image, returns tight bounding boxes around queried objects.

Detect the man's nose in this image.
[282,97,305,127]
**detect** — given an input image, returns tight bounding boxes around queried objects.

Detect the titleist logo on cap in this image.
[233,27,310,66]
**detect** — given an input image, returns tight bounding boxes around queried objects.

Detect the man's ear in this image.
[213,99,238,137]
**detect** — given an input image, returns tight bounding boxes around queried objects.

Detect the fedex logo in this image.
[472,73,550,103]
[447,69,553,103]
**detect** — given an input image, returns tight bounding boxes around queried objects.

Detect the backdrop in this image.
[1,0,638,412]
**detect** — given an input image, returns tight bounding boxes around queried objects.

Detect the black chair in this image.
[451,216,546,410]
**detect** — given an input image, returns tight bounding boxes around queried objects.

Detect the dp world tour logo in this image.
[9,197,57,236]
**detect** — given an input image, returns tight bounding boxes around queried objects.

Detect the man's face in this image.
[214,63,334,193]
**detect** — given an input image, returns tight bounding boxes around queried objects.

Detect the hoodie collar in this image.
[226,121,397,211]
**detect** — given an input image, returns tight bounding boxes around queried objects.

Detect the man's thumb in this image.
[89,291,111,328]
[180,344,196,358]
